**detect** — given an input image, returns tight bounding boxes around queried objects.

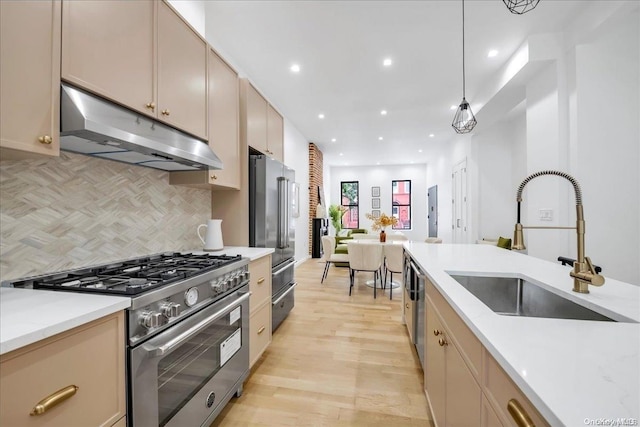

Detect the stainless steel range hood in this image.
[60,84,222,171]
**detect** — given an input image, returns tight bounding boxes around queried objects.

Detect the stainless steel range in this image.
[3,252,251,427]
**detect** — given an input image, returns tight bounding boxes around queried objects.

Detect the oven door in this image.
[129,287,250,427]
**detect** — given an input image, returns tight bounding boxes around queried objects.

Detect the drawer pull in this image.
[405,303,409,309]
[257,277,265,284]
[37,135,52,145]
[30,385,78,416]
[433,329,442,336]
[257,326,266,335]
[508,398,535,427]
[145,101,155,111]
[161,109,170,116]
[438,338,448,347]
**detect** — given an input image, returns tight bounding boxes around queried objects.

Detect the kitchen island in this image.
[404,242,639,426]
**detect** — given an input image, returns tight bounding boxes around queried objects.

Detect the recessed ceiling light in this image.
[376,162,380,165]
[378,136,383,141]
[429,133,435,138]
[487,50,498,58]
[339,153,343,156]
[383,58,392,67]
[418,149,423,153]
[380,110,387,115]
[318,113,325,119]
[450,105,457,110]
[290,64,301,72]
[331,138,336,142]
[410,161,414,164]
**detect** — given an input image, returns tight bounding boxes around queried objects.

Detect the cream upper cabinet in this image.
[245,81,268,154]
[61,0,155,117]
[0,0,61,158]
[0,311,126,427]
[267,104,284,162]
[169,48,240,189]
[157,0,207,140]
[207,48,240,189]
[61,0,207,140]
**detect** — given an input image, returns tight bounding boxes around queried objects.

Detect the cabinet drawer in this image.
[249,301,271,367]
[483,349,549,427]
[404,288,414,342]
[249,255,271,310]
[0,312,126,427]
[427,280,482,379]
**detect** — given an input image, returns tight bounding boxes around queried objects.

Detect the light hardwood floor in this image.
[211,257,433,426]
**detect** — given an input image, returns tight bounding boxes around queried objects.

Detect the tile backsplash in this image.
[0,152,211,281]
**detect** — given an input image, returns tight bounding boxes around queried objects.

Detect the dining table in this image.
[347,239,405,289]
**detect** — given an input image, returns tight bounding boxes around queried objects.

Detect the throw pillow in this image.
[497,236,512,250]
[337,229,350,237]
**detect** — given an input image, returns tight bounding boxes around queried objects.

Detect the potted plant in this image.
[328,204,347,235]
[365,212,398,242]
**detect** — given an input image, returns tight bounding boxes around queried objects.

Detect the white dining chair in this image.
[425,237,443,243]
[383,244,404,300]
[346,241,384,298]
[320,236,350,283]
[387,234,409,242]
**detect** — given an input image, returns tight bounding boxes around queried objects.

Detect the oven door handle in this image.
[148,291,251,357]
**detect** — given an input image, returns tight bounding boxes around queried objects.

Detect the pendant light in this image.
[503,0,540,15]
[452,0,477,134]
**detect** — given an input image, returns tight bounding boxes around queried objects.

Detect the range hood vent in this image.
[60,84,222,171]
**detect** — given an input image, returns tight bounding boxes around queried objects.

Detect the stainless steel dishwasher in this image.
[404,253,426,369]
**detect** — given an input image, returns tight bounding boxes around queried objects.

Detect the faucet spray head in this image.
[512,223,526,250]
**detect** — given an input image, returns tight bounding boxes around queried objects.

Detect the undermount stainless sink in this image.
[450,275,616,322]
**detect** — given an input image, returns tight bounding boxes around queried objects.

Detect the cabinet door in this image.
[249,301,271,367]
[209,48,240,189]
[267,104,284,162]
[245,82,268,153]
[445,338,482,427]
[425,298,446,427]
[157,1,207,139]
[0,0,60,157]
[61,0,155,116]
[482,394,504,427]
[0,312,125,427]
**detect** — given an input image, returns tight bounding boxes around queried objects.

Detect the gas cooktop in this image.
[7,252,243,296]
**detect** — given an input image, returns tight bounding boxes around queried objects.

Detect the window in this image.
[340,181,359,229]
[392,180,411,230]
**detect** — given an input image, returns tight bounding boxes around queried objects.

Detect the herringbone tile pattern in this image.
[0,152,211,280]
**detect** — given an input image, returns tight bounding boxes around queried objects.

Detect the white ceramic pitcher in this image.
[197,219,224,251]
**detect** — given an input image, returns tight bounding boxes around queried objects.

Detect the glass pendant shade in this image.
[451,98,477,134]
[502,0,540,15]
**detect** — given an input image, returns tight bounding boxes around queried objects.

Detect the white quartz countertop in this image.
[0,288,130,355]
[189,246,274,261]
[403,242,640,426]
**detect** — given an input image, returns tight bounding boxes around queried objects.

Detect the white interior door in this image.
[452,159,468,243]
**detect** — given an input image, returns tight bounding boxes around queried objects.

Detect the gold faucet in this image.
[512,170,605,293]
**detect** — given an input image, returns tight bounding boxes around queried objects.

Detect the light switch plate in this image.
[539,209,553,221]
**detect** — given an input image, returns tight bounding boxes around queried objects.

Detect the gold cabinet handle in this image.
[405,303,409,309]
[145,101,155,111]
[161,109,170,116]
[507,399,535,427]
[438,338,448,347]
[210,174,217,180]
[37,135,52,145]
[257,326,265,334]
[257,277,265,284]
[30,385,78,416]
[433,329,442,336]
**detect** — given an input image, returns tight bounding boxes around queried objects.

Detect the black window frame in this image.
[392,179,411,230]
[340,181,359,229]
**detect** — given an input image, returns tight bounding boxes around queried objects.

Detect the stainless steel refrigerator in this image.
[249,154,296,331]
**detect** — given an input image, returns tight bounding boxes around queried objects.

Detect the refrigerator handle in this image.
[277,177,287,249]
[285,178,291,248]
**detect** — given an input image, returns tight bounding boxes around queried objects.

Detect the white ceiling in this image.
[203,1,589,167]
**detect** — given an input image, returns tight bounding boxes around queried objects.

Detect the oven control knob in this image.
[140,311,164,329]
[161,302,181,318]
[211,282,223,295]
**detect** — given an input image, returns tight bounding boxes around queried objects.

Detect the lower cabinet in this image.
[424,282,549,427]
[248,254,272,367]
[0,311,126,427]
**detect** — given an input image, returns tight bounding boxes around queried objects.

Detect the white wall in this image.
[167,0,206,37]
[329,164,428,242]
[283,119,310,265]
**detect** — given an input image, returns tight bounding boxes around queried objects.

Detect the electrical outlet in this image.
[539,209,553,221]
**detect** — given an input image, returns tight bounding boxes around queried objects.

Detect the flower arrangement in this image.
[365,212,398,232]
[328,204,348,234]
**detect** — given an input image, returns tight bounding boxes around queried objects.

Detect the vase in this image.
[380,230,386,243]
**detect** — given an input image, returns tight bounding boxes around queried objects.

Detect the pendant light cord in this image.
[462,0,466,98]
